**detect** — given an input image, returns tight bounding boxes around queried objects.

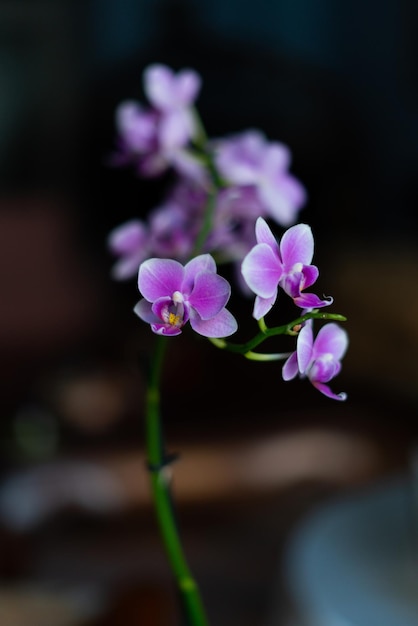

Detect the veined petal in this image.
[254,217,280,251]
[282,352,298,381]
[241,243,282,298]
[313,323,349,361]
[189,308,238,338]
[280,223,314,267]
[184,253,216,277]
[253,293,277,320]
[297,323,313,373]
[138,258,184,301]
[183,254,217,292]
[189,272,231,319]
[312,381,347,401]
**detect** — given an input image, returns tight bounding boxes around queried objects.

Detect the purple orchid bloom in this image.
[107,219,150,280]
[144,64,201,149]
[213,130,307,227]
[282,322,348,401]
[148,200,199,261]
[134,254,238,337]
[241,217,332,319]
[112,64,206,180]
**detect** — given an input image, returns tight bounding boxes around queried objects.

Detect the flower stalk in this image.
[107,61,350,623]
[145,335,210,626]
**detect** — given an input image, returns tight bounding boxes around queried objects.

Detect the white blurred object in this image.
[271,475,418,626]
[0,461,128,531]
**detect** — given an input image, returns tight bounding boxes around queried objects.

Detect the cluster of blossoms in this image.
[108,63,348,401]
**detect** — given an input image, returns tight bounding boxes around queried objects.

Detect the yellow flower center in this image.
[168,312,182,326]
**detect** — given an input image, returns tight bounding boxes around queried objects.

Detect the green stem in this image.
[145,335,210,626]
[209,311,347,356]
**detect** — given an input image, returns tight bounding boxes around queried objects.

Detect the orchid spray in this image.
[107,63,349,625]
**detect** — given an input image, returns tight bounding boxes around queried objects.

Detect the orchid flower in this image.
[144,64,201,148]
[283,321,348,400]
[241,217,332,319]
[107,219,150,280]
[134,254,238,337]
[213,130,306,226]
[112,64,206,180]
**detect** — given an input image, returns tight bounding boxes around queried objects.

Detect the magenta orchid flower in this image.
[241,217,332,319]
[134,254,238,337]
[282,322,348,401]
[213,130,306,227]
[107,219,150,280]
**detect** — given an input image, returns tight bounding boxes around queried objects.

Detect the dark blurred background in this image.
[1,1,418,625]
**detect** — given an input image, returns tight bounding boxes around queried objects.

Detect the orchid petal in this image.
[253,292,277,320]
[175,69,201,104]
[313,323,349,361]
[280,223,314,267]
[241,243,282,298]
[189,308,237,338]
[111,255,144,281]
[183,254,216,292]
[301,265,319,289]
[297,323,313,373]
[138,258,184,301]
[151,323,183,336]
[312,381,347,401]
[159,110,193,149]
[293,293,333,309]
[257,183,300,227]
[189,272,231,319]
[184,253,216,277]
[262,143,291,174]
[281,271,304,299]
[282,352,299,381]
[107,219,147,255]
[133,299,158,324]
[254,217,280,250]
[144,65,176,110]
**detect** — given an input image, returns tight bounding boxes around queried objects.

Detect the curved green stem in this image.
[145,335,210,626]
[209,311,347,356]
